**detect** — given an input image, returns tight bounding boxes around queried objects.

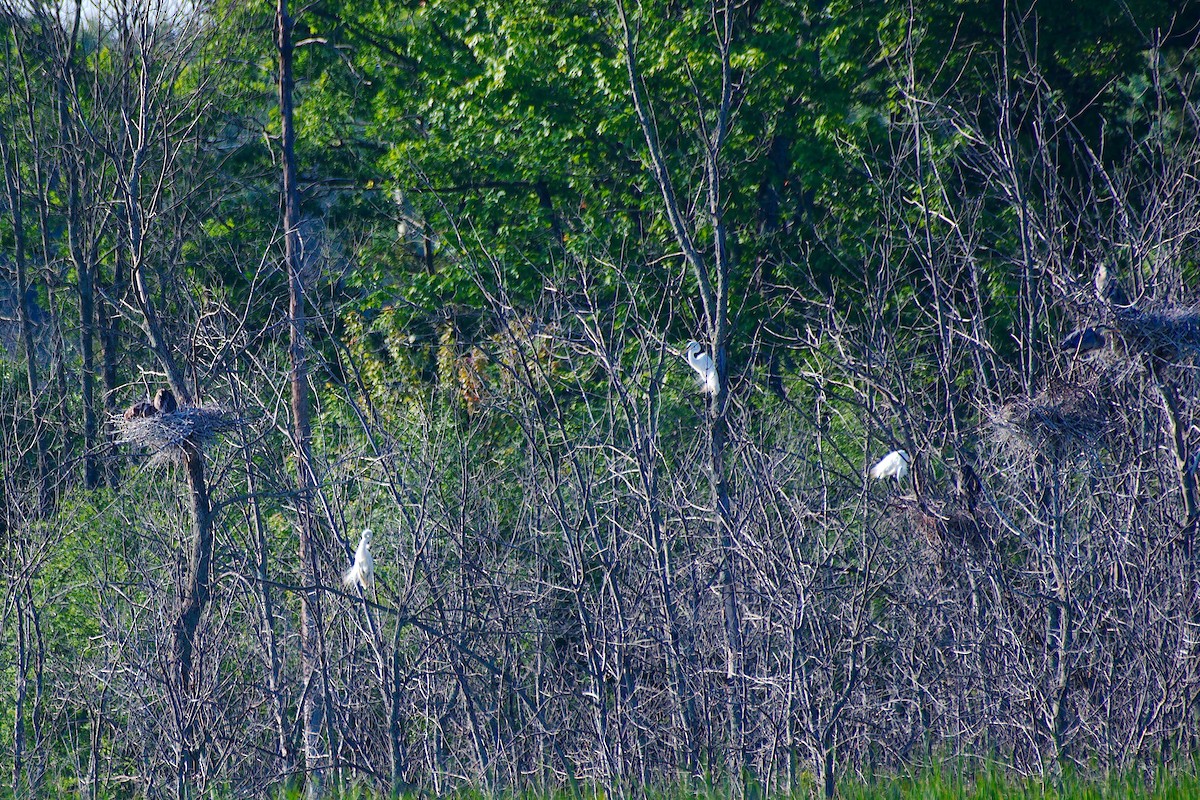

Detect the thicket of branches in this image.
[1,1,1198,798]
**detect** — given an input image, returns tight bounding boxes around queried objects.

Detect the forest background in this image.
[2,0,1200,798]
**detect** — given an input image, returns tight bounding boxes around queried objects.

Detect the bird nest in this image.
[991,382,1111,455]
[1112,305,1200,360]
[898,497,990,554]
[113,406,243,462]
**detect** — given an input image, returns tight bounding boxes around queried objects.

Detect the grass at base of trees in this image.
[835,762,1200,800]
[273,762,1200,800]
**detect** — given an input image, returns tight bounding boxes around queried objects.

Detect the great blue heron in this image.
[685,340,719,395]
[1060,326,1108,356]
[343,529,374,590]
[870,450,910,481]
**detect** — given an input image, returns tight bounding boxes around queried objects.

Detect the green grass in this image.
[837,762,1200,800]
[171,762,1200,800]
[501,764,1200,800]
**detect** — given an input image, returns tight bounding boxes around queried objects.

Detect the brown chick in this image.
[154,388,177,414]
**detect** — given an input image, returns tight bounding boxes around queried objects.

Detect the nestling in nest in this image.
[115,389,242,463]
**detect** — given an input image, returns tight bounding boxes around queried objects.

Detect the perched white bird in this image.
[1094,262,1129,306]
[869,450,910,481]
[685,340,720,395]
[343,529,374,590]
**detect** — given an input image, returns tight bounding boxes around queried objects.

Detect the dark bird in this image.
[154,388,177,414]
[1060,327,1107,356]
[956,462,982,510]
[123,400,158,421]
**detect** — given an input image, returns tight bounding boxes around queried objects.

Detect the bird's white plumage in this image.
[343,528,374,590]
[870,450,910,481]
[1094,262,1110,300]
[1094,262,1129,306]
[685,340,720,395]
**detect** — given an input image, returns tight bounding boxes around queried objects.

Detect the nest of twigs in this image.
[1111,305,1200,360]
[113,406,243,464]
[894,494,991,555]
[991,381,1111,455]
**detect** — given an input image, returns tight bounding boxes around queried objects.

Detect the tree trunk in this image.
[617,0,744,783]
[12,591,28,798]
[277,2,326,794]
[62,84,99,490]
[1149,360,1199,530]
[172,440,215,690]
[101,219,125,490]
[236,394,292,778]
[0,103,50,516]
[119,76,214,797]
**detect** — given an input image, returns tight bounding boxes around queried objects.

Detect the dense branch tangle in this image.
[0,2,1198,799]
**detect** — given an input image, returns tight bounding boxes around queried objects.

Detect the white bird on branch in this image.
[1094,262,1129,307]
[869,450,910,482]
[343,528,374,590]
[685,340,720,395]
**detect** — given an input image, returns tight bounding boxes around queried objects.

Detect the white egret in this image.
[1094,263,1129,306]
[343,528,374,590]
[1093,262,1110,300]
[870,450,910,481]
[685,340,720,395]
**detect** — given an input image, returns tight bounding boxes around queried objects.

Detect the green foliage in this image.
[3,0,1199,795]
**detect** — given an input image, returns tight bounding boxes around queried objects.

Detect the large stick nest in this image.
[1112,305,1200,361]
[894,495,992,555]
[991,381,1111,455]
[113,406,243,461]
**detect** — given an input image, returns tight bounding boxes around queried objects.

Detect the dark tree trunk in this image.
[172,441,214,690]
[62,89,98,490]
[119,72,214,791]
[278,2,326,794]
[0,106,50,516]
[101,220,125,490]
